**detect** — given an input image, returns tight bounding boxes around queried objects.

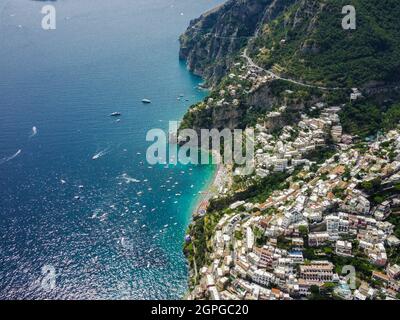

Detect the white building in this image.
[335,240,352,257]
[251,269,275,287]
[308,232,330,247]
[326,215,340,236]
[299,261,334,284]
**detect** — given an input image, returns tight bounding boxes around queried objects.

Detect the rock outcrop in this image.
[179,0,296,87]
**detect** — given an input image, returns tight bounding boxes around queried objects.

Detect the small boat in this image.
[92,148,109,160]
[110,112,121,117]
[142,99,151,104]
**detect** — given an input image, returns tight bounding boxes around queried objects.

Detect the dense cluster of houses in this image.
[187,113,400,300]
[252,105,342,178]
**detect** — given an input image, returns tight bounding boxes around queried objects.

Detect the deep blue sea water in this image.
[0,0,222,299]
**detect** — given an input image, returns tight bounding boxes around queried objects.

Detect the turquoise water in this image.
[0,0,222,299]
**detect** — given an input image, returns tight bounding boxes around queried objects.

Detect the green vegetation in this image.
[333,256,374,281]
[332,186,346,200]
[307,146,337,165]
[388,215,400,240]
[387,246,400,265]
[254,226,267,247]
[359,175,400,206]
[209,172,291,212]
[234,230,243,241]
[340,99,400,138]
[184,210,226,285]
[299,225,309,238]
[359,178,382,194]
[309,283,339,300]
[251,0,400,87]
[383,104,400,131]
[277,235,292,251]
[340,101,383,138]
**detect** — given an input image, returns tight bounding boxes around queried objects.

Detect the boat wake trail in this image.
[29,126,38,138]
[120,173,140,184]
[92,148,110,160]
[0,149,22,165]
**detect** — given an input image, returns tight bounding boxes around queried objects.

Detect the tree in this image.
[310,285,320,295]
[299,225,309,238]
[383,104,400,131]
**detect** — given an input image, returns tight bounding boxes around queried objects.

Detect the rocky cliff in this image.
[179,0,296,87]
[179,0,400,136]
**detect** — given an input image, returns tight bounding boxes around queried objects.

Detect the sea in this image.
[0,0,222,299]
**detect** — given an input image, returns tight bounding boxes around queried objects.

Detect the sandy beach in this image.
[192,150,228,218]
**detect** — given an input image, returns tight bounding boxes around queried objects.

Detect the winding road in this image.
[242,49,343,91]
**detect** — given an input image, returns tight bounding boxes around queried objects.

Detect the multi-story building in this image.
[299,261,334,284]
[288,251,304,264]
[326,215,340,237]
[308,232,330,247]
[282,209,304,228]
[335,240,353,257]
[387,264,400,280]
[331,126,343,143]
[367,243,388,267]
[254,245,275,270]
[251,269,275,287]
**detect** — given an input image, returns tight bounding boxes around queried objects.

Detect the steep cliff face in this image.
[188,103,244,131]
[179,0,400,135]
[179,0,296,86]
[180,79,322,133]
